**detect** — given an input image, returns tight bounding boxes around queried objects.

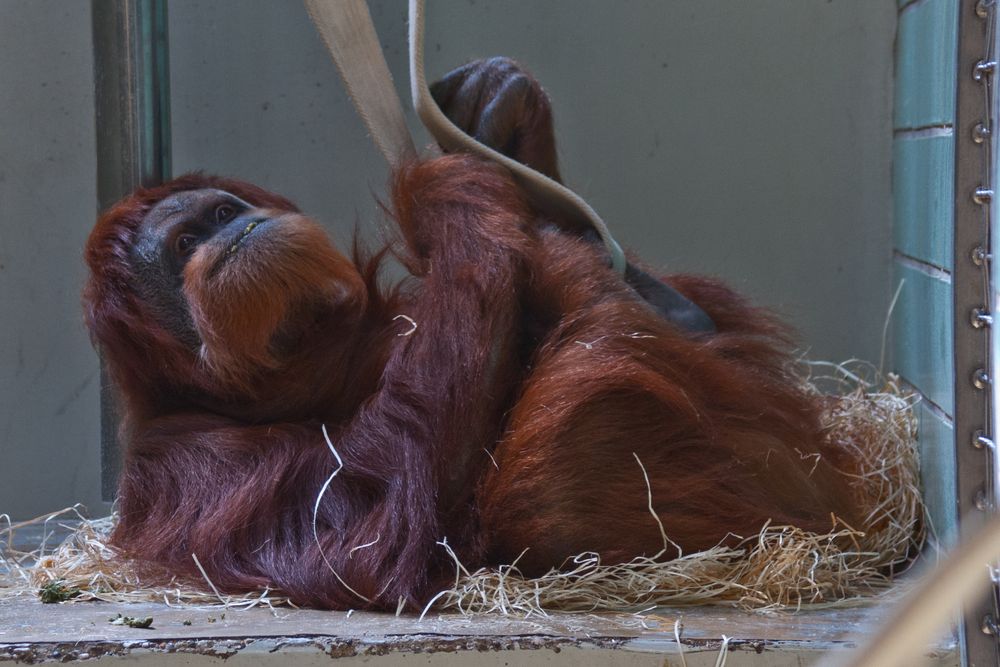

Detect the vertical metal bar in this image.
[955,0,998,664]
[989,4,1000,662]
[91,0,171,501]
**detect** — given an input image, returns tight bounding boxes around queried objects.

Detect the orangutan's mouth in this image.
[207,218,273,278]
[228,220,263,256]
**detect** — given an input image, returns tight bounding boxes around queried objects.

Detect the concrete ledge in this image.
[0,597,959,665]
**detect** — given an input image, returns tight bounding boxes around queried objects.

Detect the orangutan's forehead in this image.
[145,189,230,227]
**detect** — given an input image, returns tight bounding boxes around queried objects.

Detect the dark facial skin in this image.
[129,189,263,345]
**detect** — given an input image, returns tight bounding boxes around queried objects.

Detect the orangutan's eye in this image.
[175,233,198,257]
[215,205,236,224]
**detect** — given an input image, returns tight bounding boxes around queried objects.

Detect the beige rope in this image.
[303,0,416,165]
[406,0,625,274]
[303,0,626,275]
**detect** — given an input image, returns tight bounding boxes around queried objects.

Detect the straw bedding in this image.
[0,363,924,615]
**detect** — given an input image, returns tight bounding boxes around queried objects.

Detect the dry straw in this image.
[0,509,290,610]
[0,362,924,615]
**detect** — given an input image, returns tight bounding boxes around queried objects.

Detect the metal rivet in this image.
[974,122,992,143]
[977,489,993,511]
[972,246,991,265]
[973,430,995,449]
[972,308,994,328]
[973,430,995,450]
[974,369,992,389]
[983,613,999,635]
[974,187,994,205]
[974,60,997,82]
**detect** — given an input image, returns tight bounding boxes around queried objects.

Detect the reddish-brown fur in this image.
[83,60,866,610]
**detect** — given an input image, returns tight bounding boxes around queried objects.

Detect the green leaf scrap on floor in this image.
[108,613,154,629]
[38,581,80,603]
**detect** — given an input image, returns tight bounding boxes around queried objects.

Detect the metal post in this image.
[91,0,171,501]
[955,0,1000,664]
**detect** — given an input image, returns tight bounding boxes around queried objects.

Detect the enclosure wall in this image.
[0,1,896,519]
[891,0,960,546]
[0,2,102,519]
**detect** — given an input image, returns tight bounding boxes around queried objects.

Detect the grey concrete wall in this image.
[0,0,896,519]
[0,1,103,519]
